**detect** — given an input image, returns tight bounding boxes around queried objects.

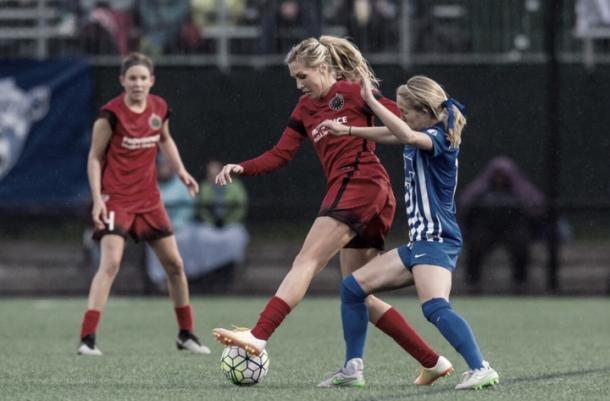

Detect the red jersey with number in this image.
[98,94,169,212]
[239,80,400,186]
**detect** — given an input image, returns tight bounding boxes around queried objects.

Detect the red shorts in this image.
[92,200,173,242]
[319,174,396,250]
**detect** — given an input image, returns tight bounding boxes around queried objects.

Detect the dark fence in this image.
[91,64,610,222]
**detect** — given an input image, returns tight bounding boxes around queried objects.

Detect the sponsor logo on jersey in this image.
[426,128,438,136]
[0,78,50,180]
[312,116,347,143]
[121,134,160,149]
[149,113,162,130]
[329,93,344,111]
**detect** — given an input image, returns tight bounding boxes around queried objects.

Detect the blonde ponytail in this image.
[285,35,379,88]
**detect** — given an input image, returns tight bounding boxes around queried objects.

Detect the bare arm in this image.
[360,79,433,150]
[87,118,112,230]
[158,119,199,196]
[316,120,402,145]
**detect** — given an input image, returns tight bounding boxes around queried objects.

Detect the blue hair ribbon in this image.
[442,98,466,130]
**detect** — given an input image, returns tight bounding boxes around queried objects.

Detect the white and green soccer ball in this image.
[220,346,270,385]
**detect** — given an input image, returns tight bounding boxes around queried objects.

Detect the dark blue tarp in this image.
[0,58,92,209]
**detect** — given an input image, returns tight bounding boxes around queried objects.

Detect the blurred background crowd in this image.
[2,0,610,66]
[1,0,609,296]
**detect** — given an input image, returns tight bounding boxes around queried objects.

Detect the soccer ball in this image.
[220,346,270,385]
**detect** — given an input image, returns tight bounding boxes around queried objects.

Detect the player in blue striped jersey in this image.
[317,75,499,390]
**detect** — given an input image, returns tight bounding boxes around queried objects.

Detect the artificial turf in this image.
[0,296,608,401]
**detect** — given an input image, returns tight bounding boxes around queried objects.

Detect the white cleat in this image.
[77,342,103,356]
[455,361,499,390]
[317,358,366,388]
[176,331,211,354]
[414,355,454,385]
[212,327,267,356]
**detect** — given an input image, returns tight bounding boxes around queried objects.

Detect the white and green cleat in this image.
[455,361,499,390]
[317,358,365,389]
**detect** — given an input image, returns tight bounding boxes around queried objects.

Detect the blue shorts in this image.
[397,241,462,272]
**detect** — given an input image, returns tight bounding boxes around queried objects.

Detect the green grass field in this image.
[1,297,608,401]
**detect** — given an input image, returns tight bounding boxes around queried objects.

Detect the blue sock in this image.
[340,274,369,366]
[422,298,484,369]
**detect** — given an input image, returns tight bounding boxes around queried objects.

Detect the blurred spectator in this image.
[576,0,610,36]
[135,0,192,55]
[348,0,399,52]
[155,153,196,228]
[258,0,322,54]
[145,155,195,285]
[322,0,399,53]
[410,0,471,53]
[191,0,248,28]
[198,159,248,226]
[458,156,546,293]
[79,1,135,55]
[189,0,250,52]
[147,159,250,292]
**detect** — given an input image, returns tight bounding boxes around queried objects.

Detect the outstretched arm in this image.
[316,120,402,144]
[216,129,306,186]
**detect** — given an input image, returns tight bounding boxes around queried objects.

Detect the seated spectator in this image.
[458,156,546,293]
[135,0,192,55]
[191,0,248,29]
[79,1,135,55]
[189,0,252,52]
[348,0,399,52]
[198,159,248,227]
[145,155,195,285]
[258,0,321,54]
[147,158,250,292]
[322,0,399,53]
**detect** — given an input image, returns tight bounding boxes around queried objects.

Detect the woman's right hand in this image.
[91,199,107,230]
[215,163,244,185]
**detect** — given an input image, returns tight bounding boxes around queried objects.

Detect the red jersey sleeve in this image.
[239,104,307,175]
[239,129,306,175]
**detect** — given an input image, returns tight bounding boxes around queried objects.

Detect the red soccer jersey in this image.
[98,94,169,212]
[240,80,400,185]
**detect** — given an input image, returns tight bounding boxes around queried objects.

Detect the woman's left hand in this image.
[178,170,199,196]
[316,119,350,136]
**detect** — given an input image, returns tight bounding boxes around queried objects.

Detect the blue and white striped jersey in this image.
[403,122,462,246]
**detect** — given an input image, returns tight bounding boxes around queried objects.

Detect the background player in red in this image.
[213,36,453,387]
[78,52,210,356]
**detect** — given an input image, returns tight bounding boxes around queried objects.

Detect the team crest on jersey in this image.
[149,113,162,130]
[329,93,344,111]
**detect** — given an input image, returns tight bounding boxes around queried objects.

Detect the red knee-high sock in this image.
[175,305,194,332]
[80,309,101,339]
[376,307,439,368]
[251,296,291,341]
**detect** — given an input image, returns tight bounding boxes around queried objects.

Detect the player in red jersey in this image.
[213,36,452,387]
[77,53,210,356]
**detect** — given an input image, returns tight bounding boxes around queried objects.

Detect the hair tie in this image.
[442,98,466,130]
